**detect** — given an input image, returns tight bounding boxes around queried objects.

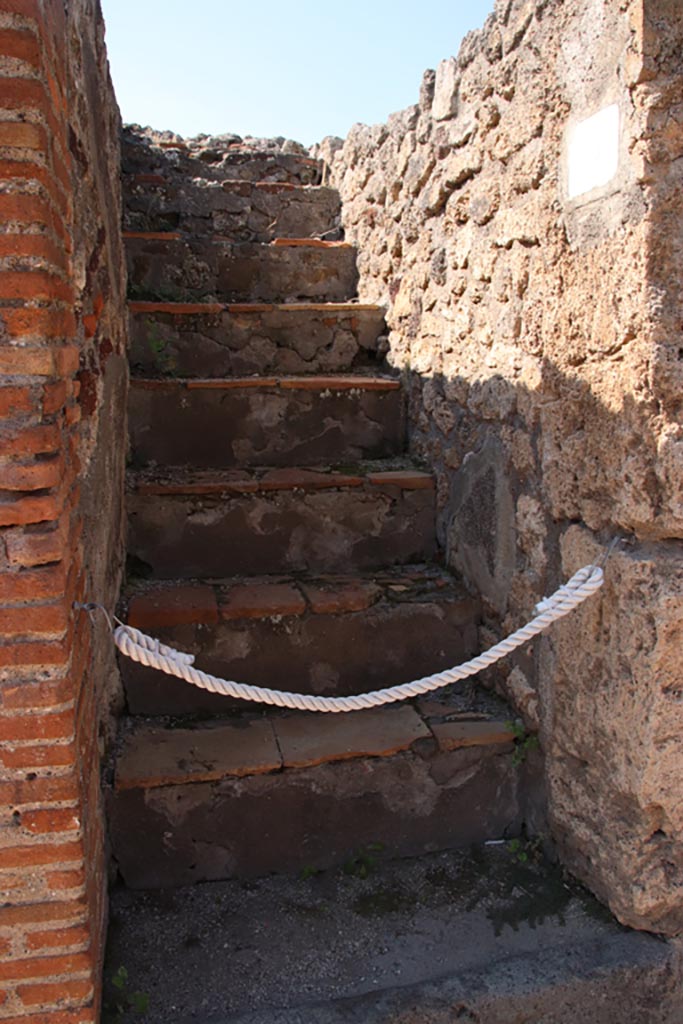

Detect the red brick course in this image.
[20,808,81,836]
[2,455,63,492]
[25,925,90,953]
[0,122,47,152]
[0,344,79,377]
[0,563,69,603]
[0,903,85,930]
[0,388,33,417]
[0,235,67,269]
[16,979,93,1008]
[0,270,73,304]
[0,493,64,527]
[0,953,91,983]
[0,29,42,69]
[0,843,83,873]
[0,600,68,637]
[0,743,76,772]
[0,1009,95,1024]
[5,523,68,568]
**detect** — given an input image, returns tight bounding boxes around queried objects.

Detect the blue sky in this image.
[100,0,494,146]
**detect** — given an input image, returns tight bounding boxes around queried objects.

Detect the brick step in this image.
[119,566,480,715]
[108,705,520,888]
[129,375,404,469]
[128,301,387,378]
[122,177,340,242]
[122,132,322,186]
[125,234,359,304]
[127,464,436,578]
[104,845,677,1024]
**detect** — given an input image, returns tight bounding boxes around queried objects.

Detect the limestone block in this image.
[493,203,540,248]
[542,526,683,935]
[505,666,540,730]
[432,58,460,121]
[501,0,535,54]
[447,109,478,150]
[446,435,516,615]
[419,68,436,111]
[392,277,414,319]
[656,427,683,534]
[515,493,547,574]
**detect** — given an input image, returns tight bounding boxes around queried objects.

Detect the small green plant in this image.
[145,327,178,376]
[506,719,540,767]
[300,864,322,881]
[342,842,385,879]
[507,835,543,865]
[507,837,528,863]
[105,965,150,1022]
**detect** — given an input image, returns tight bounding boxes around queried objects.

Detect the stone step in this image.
[121,131,323,185]
[125,234,359,304]
[128,301,387,378]
[122,177,340,242]
[104,843,681,1024]
[118,566,480,715]
[108,706,522,888]
[129,376,404,469]
[127,464,437,578]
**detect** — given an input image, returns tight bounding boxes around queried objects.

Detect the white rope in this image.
[110,564,604,713]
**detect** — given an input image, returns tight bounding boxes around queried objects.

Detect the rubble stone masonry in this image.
[322,0,683,934]
[0,0,126,1020]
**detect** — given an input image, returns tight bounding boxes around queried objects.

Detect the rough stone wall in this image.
[0,0,127,1019]
[323,0,683,935]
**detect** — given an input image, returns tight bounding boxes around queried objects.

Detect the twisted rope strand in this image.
[111,564,604,713]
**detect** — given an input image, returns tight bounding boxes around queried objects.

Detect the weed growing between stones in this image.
[146,325,178,376]
[506,718,540,766]
[103,965,150,1022]
[507,834,543,865]
[342,841,385,879]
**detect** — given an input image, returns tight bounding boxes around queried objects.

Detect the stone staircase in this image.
[101,130,683,1024]
[109,129,531,890]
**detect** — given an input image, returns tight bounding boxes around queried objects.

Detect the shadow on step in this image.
[102,843,679,1024]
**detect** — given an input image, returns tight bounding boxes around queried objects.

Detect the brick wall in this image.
[0,0,127,1020]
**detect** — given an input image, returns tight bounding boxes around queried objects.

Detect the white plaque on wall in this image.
[566,103,620,200]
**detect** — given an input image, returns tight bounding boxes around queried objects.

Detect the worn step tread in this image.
[122,176,341,241]
[123,566,470,628]
[129,373,405,469]
[128,299,387,379]
[124,231,352,250]
[129,300,384,314]
[130,374,399,391]
[124,174,326,194]
[109,695,522,885]
[125,172,323,191]
[126,145,319,161]
[125,233,359,304]
[115,708,515,791]
[118,565,480,716]
[104,845,680,1024]
[126,459,435,578]
[271,237,352,249]
[124,237,355,255]
[128,463,433,496]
